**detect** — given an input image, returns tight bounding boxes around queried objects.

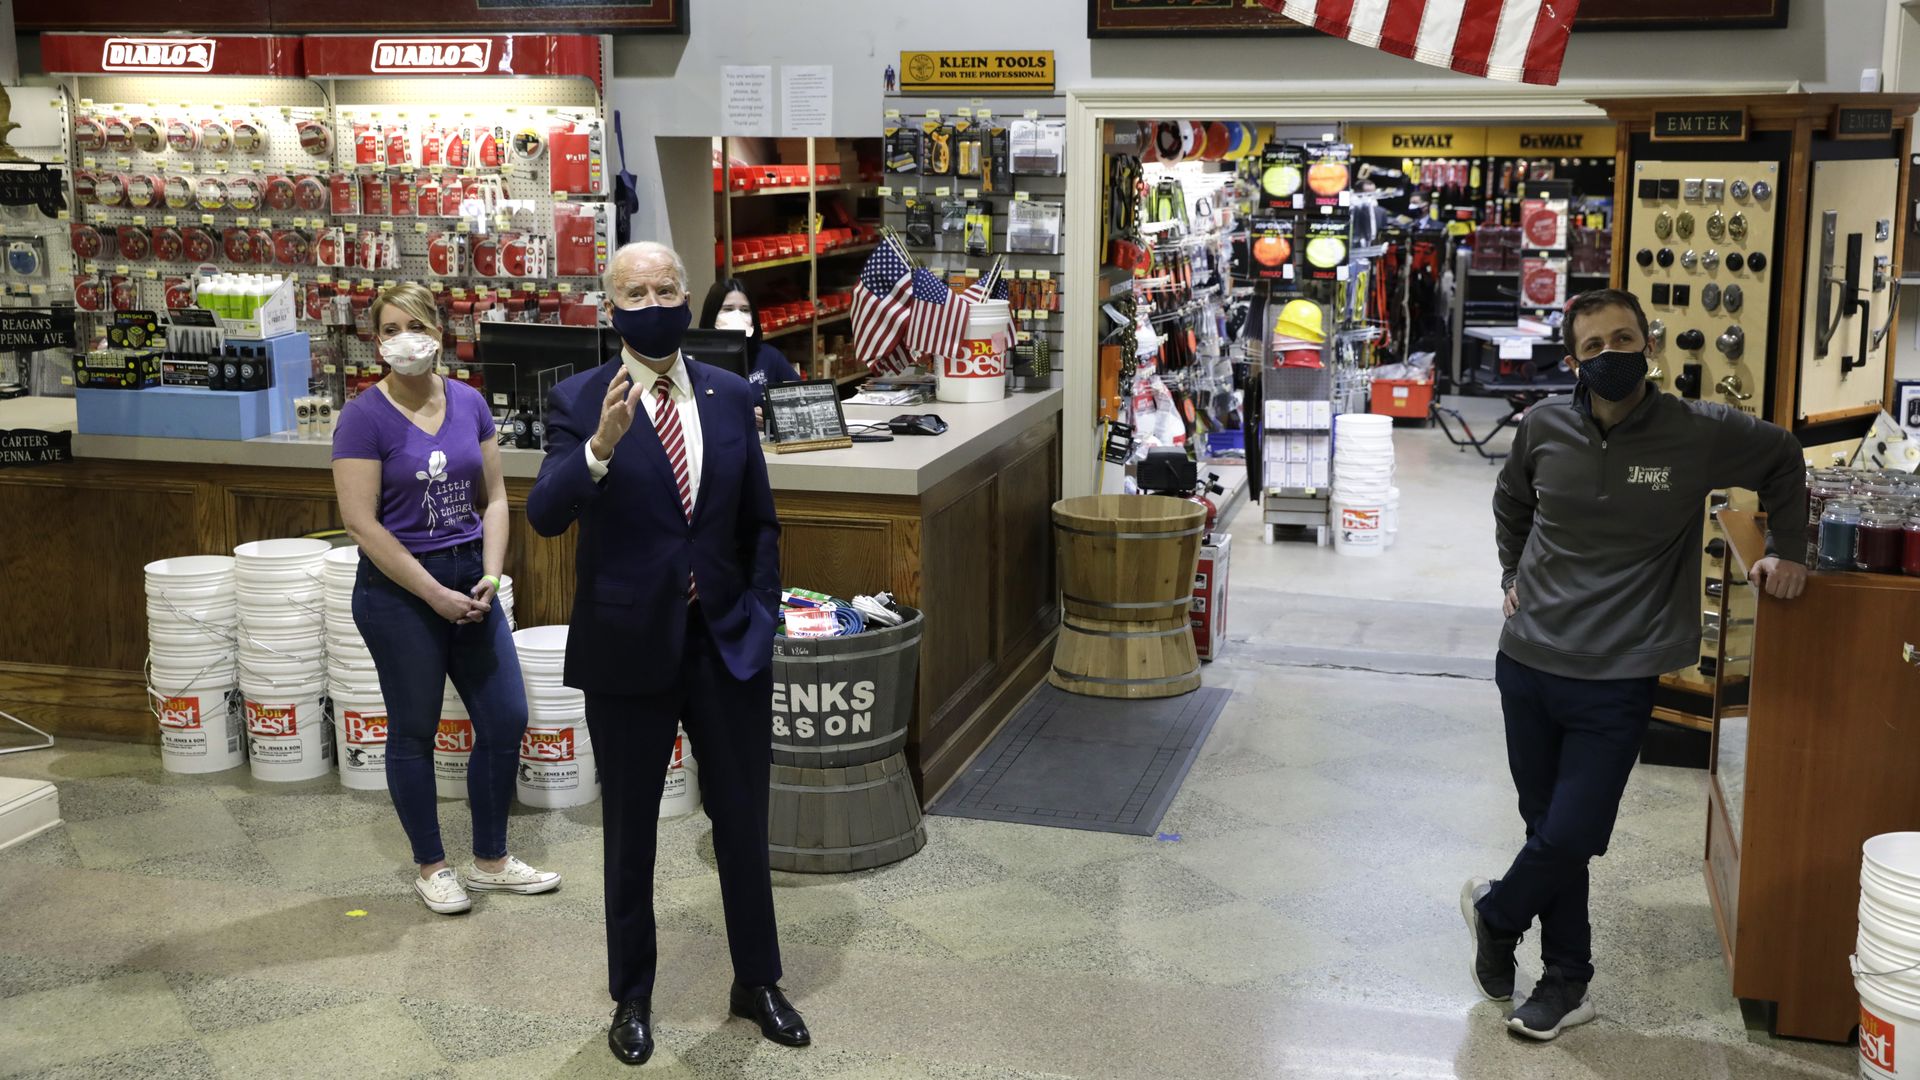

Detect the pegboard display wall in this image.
[62,75,609,402]
[0,88,76,393]
[880,94,1068,354]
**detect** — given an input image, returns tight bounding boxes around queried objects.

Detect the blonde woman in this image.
[332,282,559,914]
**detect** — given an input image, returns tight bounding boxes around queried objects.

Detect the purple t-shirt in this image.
[332,379,495,554]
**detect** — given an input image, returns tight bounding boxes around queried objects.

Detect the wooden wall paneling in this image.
[501,507,577,630]
[1770,117,1815,427]
[917,476,999,752]
[226,482,343,547]
[994,438,1060,656]
[1890,119,1915,408]
[0,663,151,742]
[773,513,896,603]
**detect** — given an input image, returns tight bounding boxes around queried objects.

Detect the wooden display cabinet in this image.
[1707,509,1920,1041]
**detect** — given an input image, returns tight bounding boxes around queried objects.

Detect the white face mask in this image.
[714,309,754,336]
[379,331,440,376]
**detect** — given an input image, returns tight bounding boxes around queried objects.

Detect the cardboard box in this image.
[1308,435,1331,463]
[1289,400,1311,428]
[1265,435,1289,469]
[1191,533,1231,662]
[1310,401,1332,428]
[1288,437,1309,463]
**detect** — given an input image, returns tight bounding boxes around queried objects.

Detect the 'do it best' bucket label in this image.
[158,689,240,758]
[340,710,389,774]
[245,699,311,763]
[1862,1004,1896,1076]
[945,335,1007,380]
[518,727,580,790]
[772,679,878,743]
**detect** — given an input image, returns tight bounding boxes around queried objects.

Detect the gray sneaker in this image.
[1461,878,1519,1001]
[1508,969,1596,1041]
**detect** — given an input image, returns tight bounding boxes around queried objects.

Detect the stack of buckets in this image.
[1856,833,1920,1078]
[512,625,601,810]
[145,556,245,774]
[234,539,333,781]
[1331,413,1399,557]
[322,546,389,791]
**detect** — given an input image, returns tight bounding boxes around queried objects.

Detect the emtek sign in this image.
[371,38,493,74]
[102,38,216,72]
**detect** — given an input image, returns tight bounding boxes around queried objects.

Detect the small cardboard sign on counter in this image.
[764,379,852,453]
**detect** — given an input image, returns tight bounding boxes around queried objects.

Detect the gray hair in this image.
[603,241,688,296]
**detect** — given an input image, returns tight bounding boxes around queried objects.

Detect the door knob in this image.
[1723,284,1744,312]
[1657,248,1675,268]
[1702,249,1721,270]
[1701,283,1721,311]
[1728,213,1748,241]
[1717,373,1754,401]
[1677,328,1706,351]
[1707,212,1726,241]
[1676,211,1696,239]
[1647,318,1667,351]
[1706,538,1728,558]
[1676,363,1703,397]
[1747,252,1767,272]
[1716,325,1746,360]
[1726,252,1745,272]
[1637,247,1655,268]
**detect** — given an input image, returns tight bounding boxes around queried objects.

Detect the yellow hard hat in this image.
[1274,299,1325,343]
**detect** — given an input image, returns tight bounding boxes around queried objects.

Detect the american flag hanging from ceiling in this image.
[1257,0,1579,86]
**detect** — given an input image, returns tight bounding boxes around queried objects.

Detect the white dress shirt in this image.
[583,350,704,513]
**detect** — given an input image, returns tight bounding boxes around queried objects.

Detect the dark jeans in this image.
[1477,651,1655,984]
[586,604,781,1004]
[353,539,527,867]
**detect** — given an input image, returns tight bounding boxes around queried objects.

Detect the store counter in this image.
[0,390,1063,803]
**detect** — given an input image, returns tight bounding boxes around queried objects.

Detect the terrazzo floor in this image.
[0,410,1860,1079]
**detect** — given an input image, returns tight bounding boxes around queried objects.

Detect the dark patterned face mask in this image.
[1578,350,1648,401]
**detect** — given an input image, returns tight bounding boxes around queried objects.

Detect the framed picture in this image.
[1086,0,1786,36]
[1088,0,1306,37]
[764,380,853,453]
[14,0,688,33]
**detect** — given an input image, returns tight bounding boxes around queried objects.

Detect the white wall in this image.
[609,0,1888,246]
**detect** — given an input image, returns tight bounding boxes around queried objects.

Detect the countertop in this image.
[6,388,1062,498]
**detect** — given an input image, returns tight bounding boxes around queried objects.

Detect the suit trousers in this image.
[585,603,783,1004]
[1476,651,1655,984]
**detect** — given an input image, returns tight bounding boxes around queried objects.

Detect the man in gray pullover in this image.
[1462,288,1808,1041]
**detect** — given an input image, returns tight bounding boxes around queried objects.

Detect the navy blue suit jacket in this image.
[527,356,781,696]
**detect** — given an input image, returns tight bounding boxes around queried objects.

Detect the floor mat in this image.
[931,684,1230,836]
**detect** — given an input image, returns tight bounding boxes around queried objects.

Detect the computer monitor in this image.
[477,322,611,374]
[680,329,753,379]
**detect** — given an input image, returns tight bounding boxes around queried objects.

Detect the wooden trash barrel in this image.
[769,606,922,768]
[1050,494,1205,699]
[767,751,925,873]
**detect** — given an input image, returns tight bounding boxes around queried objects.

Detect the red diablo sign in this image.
[158,695,201,730]
[343,710,388,745]
[245,700,298,737]
[435,717,474,753]
[40,34,303,76]
[303,35,603,89]
[521,727,575,763]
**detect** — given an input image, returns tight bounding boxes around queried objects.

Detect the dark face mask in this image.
[1577,349,1648,402]
[609,301,691,360]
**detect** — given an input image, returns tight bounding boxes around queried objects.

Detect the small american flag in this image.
[1258,0,1577,85]
[906,268,974,362]
[852,243,914,370]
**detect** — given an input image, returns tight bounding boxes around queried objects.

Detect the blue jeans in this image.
[352,539,527,867]
[1477,651,1655,984]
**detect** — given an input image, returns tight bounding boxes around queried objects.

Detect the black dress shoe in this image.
[607,999,654,1065]
[728,982,811,1047]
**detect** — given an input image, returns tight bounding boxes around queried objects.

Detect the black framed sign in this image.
[764,379,852,453]
[0,429,73,468]
[0,308,76,352]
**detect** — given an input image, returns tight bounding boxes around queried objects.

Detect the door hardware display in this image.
[1726,252,1745,272]
[1731,179,1750,200]
[1702,283,1722,311]
[1682,249,1699,270]
[1676,211,1696,239]
[1716,324,1745,360]
[1648,318,1668,351]
[1702,249,1721,270]
[1657,248,1675,267]
[1724,284,1744,312]
[1727,213,1748,241]
[1717,372,1753,400]
[1637,247,1654,267]
[1751,180,1771,201]
[1676,362,1703,398]
[1707,212,1726,240]
[1654,210,1673,238]
[1677,328,1706,350]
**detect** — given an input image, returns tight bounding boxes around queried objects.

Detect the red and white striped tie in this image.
[652,376,697,601]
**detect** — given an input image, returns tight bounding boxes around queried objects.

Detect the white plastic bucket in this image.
[234,537,332,564]
[1866,895,1920,939]
[1866,863,1920,910]
[660,730,701,818]
[936,299,1011,404]
[331,690,388,791]
[1386,487,1402,548]
[243,687,331,781]
[150,671,245,774]
[239,655,328,695]
[516,723,599,808]
[239,609,324,634]
[1857,966,1920,1078]
[1332,497,1386,558]
[434,707,474,800]
[1867,835,1920,887]
[1866,874,1920,921]
[148,598,239,625]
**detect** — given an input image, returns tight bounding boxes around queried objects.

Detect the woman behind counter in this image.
[698,279,802,414]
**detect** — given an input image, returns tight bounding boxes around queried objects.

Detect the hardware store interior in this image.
[3,3,1920,1078]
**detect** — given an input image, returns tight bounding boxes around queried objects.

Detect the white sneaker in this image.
[462,856,562,895]
[414,867,472,915]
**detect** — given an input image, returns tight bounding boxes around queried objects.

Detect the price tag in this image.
[55,210,69,222]
[317,274,332,284]
[84,262,98,274]
[455,221,471,234]
[132,215,147,226]
[1017,308,1034,321]
[162,215,177,226]
[200,215,214,226]
[1034,269,1052,280]
[1017,268,1034,280]
[344,364,358,375]
[552,190,567,201]
[978,110,993,121]
[235,216,251,227]
[214,160,229,173]
[1498,338,1535,360]
[60,376,73,386]
[885,109,901,120]
[1024,109,1040,120]
[936,186,951,197]
[965,268,981,279]
[115,264,129,274]
[1336,264,1350,281]
[1320,204,1333,216]
[903,187,917,198]
[251,160,265,172]
[924,110,940,120]
[51,154,65,165]
[1014,191,1031,202]
[492,393,509,406]
[520,281,536,291]
[257,217,272,228]
[964,188,979,199]
[83,156,98,169]
[116,156,131,169]
[343,223,358,234]
[877,186,893,197]
[379,221,394,233]
[428,282,444,293]
[322,363,338,374]
[957,107,973,118]
[29,284,46,296]
[557,284,572,294]
[414,222,429,233]
[1283,264,1295,280]
[456,368,471,379]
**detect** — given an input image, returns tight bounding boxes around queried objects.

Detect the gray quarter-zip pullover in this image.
[1494,386,1807,680]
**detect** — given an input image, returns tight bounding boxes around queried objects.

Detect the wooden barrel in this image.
[1049,495,1205,699]
[766,751,926,873]
[769,606,921,768]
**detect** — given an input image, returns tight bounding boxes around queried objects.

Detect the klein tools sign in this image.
[1651,108,1748,142]
[898,51,1054,93]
